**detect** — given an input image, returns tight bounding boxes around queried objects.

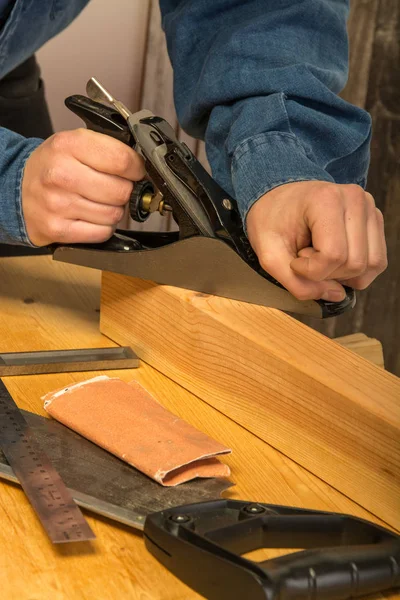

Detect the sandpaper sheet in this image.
[43,376,231,486]
[0,410,233,531]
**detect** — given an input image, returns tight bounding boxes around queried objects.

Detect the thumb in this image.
[254,234,346,302]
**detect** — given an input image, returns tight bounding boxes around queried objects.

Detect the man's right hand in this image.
[22,128,146,246]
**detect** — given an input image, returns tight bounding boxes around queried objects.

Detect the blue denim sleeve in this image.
[159,0,372,225]
[0,127,42,244]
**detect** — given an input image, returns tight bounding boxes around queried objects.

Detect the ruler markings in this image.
[0,380,95,543]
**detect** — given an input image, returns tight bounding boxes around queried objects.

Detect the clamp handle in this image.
[144,499,400,600]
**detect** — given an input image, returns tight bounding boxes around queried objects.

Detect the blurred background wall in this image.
[37,0,149,130]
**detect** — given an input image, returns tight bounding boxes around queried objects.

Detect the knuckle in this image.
[116,149,133,174]
[46,218,68,242]
[346,183,364,197]
[43,166,58,187]
[346,183,363,194]
[325,248,347,264]
[352,276,373,291]
[317,184,343,204]
[49,130,73,153]
[376,207,385,223]
[48,193,74,216]
[43,165,73,189]
[108,205,125,224]
[45,193,63,213]
[258,254,276,275]
[346,184,366,206]
[74,127,88,139]
[365,192,376,208]
[370,254,388,271]
[347,258,368,274]
[356,258,369,272]
[115,180,133,205]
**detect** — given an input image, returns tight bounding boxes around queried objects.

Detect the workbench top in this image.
[0,254,398,600]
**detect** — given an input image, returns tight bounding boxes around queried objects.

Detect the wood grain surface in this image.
[100,274,400,529]
[334,332,384,367]
[0,255,398,599]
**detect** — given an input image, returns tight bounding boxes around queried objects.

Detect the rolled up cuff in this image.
[231,131,335,229]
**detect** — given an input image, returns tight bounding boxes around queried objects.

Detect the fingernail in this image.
[321,290,346,302]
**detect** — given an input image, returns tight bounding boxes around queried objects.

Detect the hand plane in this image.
[52,77,356,319]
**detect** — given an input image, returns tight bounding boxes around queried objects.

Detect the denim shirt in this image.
[0,0,372,245]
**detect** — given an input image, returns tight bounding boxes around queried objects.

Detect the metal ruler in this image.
[0,380,95,543]
[0,346,139,376]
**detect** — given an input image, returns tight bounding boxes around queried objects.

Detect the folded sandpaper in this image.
[0,409,233,531]
[43,376,232,486]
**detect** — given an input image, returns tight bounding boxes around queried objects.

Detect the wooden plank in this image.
[100,274,400,529]
[2,256,397,599]
[335,332,385,367]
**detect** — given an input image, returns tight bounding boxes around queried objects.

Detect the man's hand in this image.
[246,181,387,302]
[22,129,146,246]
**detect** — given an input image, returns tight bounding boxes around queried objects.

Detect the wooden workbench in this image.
[0,255,398,600]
